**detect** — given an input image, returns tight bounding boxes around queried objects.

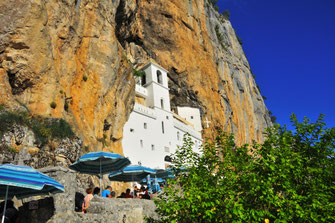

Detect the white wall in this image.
[122,104,202,169]
[177,106,203,132]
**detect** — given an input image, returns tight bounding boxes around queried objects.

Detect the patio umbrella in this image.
[0,164,64,223]
[70,151,130,191]
[155,169,173,179]
[140,177,164,184]
[156,167,187,179]
[108,165,156,182]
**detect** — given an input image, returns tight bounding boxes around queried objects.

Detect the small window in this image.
[177,131,180,140]
[151,144,155,151]
[140,140,143,148]
[157,70,162,84]
[138,161,142,166]
[160,99,164,109]
[130,128,134,133]
[190,116,194,119]
[164,147,170,152]
[169,141,171,145]
[162,121,165,134]
[144,123,147,129]
[166,116,169,120]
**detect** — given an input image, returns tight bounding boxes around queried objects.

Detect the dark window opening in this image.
[162,121,165,134]
[164,155,172,162]
[161,99,164,109]
[141,74,146,86]
[157,70,162,84]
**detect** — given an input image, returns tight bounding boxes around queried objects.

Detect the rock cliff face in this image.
[117,0,272,143]
[0,0,271,157]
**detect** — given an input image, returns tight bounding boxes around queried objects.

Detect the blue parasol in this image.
[108,165,156,182]
[140,177,164,184]
[70,151,130,190]
[0,164,64,223]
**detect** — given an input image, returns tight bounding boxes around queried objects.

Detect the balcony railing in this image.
[133,103,156,119]
[135,84,148,97]
[173,119,202,140]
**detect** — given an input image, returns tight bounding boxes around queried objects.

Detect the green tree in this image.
[151,114,335,222]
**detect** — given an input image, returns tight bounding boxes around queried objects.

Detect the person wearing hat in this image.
[101,186,113,198]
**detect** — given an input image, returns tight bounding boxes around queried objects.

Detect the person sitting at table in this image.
[82,188,93,213]
[137,186,144,198]
[125,188,133,198]
[101,186,112,198]
[117,192,126,198]
[93,187,100,197]
[141,187,151,200]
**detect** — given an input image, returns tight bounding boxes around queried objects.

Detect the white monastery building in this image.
[122,62,203,169]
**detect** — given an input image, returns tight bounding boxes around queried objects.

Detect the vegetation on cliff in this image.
[0,107,75,145]
[151,115,335,222]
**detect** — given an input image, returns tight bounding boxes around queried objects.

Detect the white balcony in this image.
[173,119,202,140]
[133,103,156,119]
[135,84,148,97]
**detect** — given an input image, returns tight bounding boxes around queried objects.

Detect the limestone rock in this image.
[0,0,271,152]
[116,0,272,143]
[0,0,135,154]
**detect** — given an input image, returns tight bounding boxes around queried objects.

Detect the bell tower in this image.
[140,62,171,112]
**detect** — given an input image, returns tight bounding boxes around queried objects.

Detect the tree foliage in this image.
[151,114,335,222]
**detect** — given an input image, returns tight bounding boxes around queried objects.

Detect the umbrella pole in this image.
[1,185,9,223]
[100,159,102,193]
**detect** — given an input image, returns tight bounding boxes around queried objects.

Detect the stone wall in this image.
[15,167,158,223]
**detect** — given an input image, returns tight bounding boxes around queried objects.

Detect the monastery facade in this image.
[122,62,203,169]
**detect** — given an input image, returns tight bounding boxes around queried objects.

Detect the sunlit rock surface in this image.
[0,0,271,154]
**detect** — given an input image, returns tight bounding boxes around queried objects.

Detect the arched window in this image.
[157,70,162,84]
[164,155,172,162]
[141,74,146,86]
[177,131,180,140]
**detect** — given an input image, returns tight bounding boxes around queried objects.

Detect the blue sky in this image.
[216,0,335,129]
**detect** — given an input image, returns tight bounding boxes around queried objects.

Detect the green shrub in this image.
[83,75,88,82]
[236,34,243,45]
[50,102,57,109]
[214,6,219,11]
[6,146,18,153]
[152,115,335,222]
[133,69,145,77]
[209,0,218,6]
[268,110,277,123]
[0,110,75,145]
[222,10,230,20]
